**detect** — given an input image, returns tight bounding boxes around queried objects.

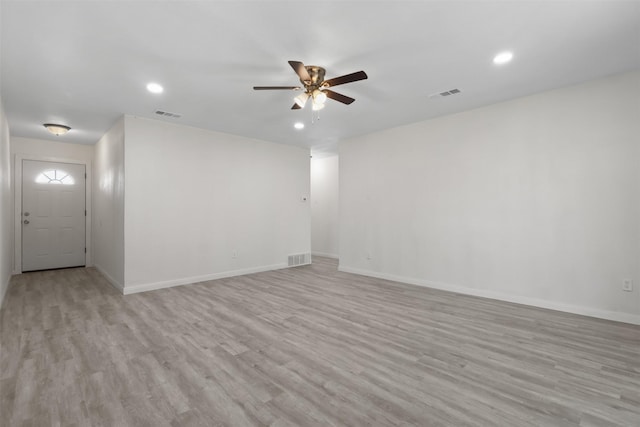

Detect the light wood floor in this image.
[1,257,639,426]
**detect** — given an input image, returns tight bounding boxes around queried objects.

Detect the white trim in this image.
[338,265,640,326]
[93,264,124,292]
[13,154,93,274]
[122,263,289,295]
[312,251,339,259]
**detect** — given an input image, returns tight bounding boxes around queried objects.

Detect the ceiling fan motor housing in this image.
[303,66,326,90]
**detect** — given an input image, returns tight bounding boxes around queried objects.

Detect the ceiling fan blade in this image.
[288,61,311,83]
[324,89,355,105]
[322,70,368,88]
[291,103,302,110]
[253,86,301,90]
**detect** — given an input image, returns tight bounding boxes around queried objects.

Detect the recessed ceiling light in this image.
[493,51,514,65]
[294,122,304,130]
[146,82,164,94]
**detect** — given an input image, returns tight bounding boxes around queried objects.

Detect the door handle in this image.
[23,220,30,225]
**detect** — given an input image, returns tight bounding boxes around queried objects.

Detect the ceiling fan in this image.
[253,61,368,110]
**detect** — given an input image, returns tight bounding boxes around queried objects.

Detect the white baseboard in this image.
[312,252,339,259]
[339,266,640,326]
[93,264,124,292]
[122,263,289,295]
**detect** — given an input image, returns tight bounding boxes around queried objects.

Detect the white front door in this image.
[22,160,86,272]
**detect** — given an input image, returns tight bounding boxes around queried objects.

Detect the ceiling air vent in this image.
[154,110,182,119]
[429,88,462,98]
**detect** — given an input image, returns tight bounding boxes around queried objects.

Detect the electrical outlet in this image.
[622,279,633,292]
[366,252,372,260]
[232,250,238,259]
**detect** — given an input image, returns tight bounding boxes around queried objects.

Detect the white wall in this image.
[92,117,125,289]
[10,137,94,272]
[0,99,12,309]
[311,155,339,258]
[122,116,310,293]
[340,71,640,324]
[10,137,94,162]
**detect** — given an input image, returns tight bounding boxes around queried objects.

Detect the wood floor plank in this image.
[1,257,639,426]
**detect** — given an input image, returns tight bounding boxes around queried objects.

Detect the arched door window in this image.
[35,169,75,185]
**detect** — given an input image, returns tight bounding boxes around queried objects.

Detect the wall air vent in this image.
[288,253,311,267]
[428,88,462,98]
[154,110,182,119]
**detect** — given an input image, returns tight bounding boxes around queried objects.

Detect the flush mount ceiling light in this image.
[43,123,71,136]
[294,122,305,130]
[493,51,514,65]
[146,82,164,94]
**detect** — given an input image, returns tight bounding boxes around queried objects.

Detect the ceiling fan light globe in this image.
[312,101,325,111]
[312,89,327,105]
[294,92,309,108]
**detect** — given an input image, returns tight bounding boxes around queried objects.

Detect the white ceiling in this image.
[2,1,639,156]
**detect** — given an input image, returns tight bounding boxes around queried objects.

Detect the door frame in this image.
[13,154,92,274]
